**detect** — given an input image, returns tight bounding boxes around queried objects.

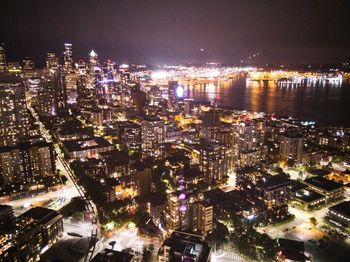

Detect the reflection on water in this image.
[184,77,350,126]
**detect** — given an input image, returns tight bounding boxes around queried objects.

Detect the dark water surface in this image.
[184,77,350,127]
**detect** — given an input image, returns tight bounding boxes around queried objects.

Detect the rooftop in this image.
[160,231,211,262]
[329,201,350,217]
[91,248,134,262]
[303,176,343,192]
[294,189,325,203]
[19,207,61,225]
[0,204,13,215]
[257,174,292,191]
[63,136,112,152]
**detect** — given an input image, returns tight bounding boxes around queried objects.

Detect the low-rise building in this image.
[291,189,326,210]
[303,177,344,202]
[62,136,114,159]
[158,231,211,262]
[276,238,309,262]
[327,201,350,227]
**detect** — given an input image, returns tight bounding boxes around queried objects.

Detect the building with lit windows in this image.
[231,120,265,168]
[167,81,178,110]
[199,143,231,183]
[201,108,221,143]
[165,190,213,236]
[302,176,344,202]
[158,231,211,262]
[280,131,303,162]
[141,116,165,159]
[36,72,67,116]
[0,141,56,186]
[119,121,142,151]
[46,52,59,71]
[63,43,73,72]
[0,43,7,72]
[327,201,350,227]
[0,74,29,147]
[0,207,63,262]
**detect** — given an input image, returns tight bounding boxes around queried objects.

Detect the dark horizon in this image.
[1,0,349,65]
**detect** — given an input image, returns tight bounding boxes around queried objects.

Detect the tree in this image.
[142,245,152,262]
[310,217,317,226]
[207,222,229,249]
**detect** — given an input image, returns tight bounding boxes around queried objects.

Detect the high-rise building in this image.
[231,121,265,168]
[165,190,213,236]
[199,143,231,183]
[22,57,35,73]
[0,43,7,72]
[0,74,29,147]
[197,201,214,236]
[63,43,73,72]
[46,52,59,71]
[141,116,165,159]
[119,121,142,151]
[89,50,99,68]
[201,108,221,143]
[77,58,87,75]
[77,74,96,112]
[0,207,63,262]
[36,78,55,116]
[168,81,178,110]
[0,141,56,186]
[280,131,303,162]
[35,71,66,116]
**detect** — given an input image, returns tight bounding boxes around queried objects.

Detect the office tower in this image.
[77,74,96,112]
[63,43,73,72]
[22,57,35,72]
[199,143,230,183]
[36,77,56,116]
[88,50,101,79]
[141,116,165,159]
[280,131,303,162]
[0,74,29,147]
[0,43,7,72]
[201,108,221,143]
[168,81,178,109]
[46,52,59,71]
[89,50,99,68]
[37,72,66,115]
[0,141,56,186]
[77,58,87,75]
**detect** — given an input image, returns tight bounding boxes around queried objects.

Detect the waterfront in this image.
[184,76,350,126]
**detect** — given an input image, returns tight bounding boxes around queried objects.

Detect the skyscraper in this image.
[280,131,303,162]
[0,74,29,146]
[201,108,221,143]
[0,43,7,72]
[63,43,73,72]
[168,81,178,110]
[141,116,165,159]
[46,52,59,71]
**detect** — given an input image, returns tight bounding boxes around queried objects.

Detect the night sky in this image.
[1,0,349,65]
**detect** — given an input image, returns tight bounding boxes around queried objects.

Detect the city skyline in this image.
[1,0,350,65]
[1,1,350,262]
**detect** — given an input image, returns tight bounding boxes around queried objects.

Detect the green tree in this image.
[310,217,317,226]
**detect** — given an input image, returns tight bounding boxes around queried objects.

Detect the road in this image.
[27,102,100,261]
[103,225,161,260]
